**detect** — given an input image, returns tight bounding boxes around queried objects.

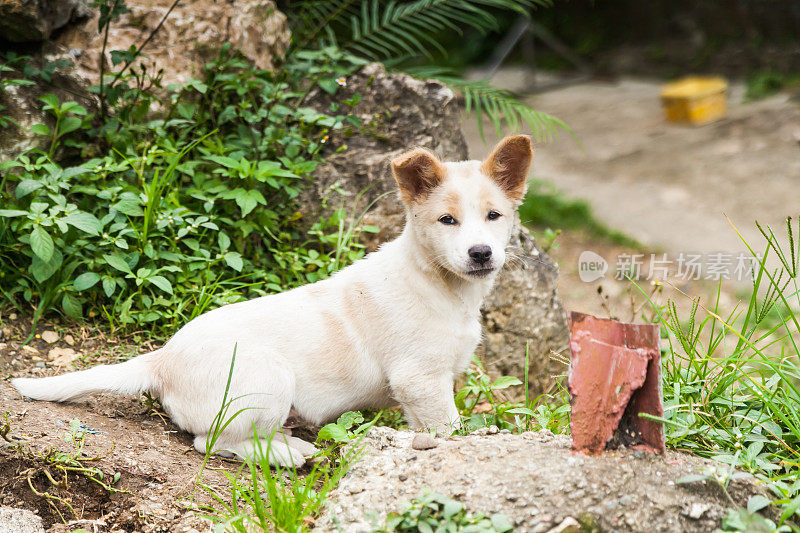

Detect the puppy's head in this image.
[391,135,532,281]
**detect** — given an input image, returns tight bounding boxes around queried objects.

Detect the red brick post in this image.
[568,312,665,454]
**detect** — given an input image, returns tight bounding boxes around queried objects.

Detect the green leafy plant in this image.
[722,506,787,533]
[33,94,90,158]
[0,45,369,335]
[317,411,378,444]
[454,356,569,434]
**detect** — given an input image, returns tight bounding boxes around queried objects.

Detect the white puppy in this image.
[11,135,533,467]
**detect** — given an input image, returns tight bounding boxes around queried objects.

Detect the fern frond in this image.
[405,66,570,142]
[286,0,568,142]
[290,0,361,49]
[290,0,550,62]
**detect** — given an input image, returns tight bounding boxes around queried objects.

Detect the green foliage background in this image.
[0,0,568,336]
[0,46,369,335]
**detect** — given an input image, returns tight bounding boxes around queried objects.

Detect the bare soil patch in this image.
[0,315,236,532]
[0,382,231,531]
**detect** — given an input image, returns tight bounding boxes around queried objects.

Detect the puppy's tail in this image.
[10,350,161,402]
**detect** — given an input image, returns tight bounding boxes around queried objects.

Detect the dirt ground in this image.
[0,384,223,532]
[0,318,238,532]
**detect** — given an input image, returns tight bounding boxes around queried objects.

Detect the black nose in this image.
[468,245,492,265]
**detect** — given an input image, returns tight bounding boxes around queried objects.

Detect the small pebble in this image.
[41,330,59,343]
[546,517,580,533]
[411,433,439,450]
[64,334,75,346]
[684,503,710,519]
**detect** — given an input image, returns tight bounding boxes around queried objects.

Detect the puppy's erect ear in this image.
[480,135,533,202]
[391,148,446,205]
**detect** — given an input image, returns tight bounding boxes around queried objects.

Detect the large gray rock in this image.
[55,0,290,86]
[309,63,568,394]
[0,0,90,42]
[317,427,769,532]
[0,507,44,533]
[0,48,96,163]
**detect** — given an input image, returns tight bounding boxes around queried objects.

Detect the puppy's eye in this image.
[487,210,502,221]
[438,215,457,225]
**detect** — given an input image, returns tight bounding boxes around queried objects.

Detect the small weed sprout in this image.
[1,415,124,523]
[376,490,513,533]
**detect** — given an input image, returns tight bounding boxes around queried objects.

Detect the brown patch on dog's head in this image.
[480,135,533,202]
[391,148,446,205]
[441,188,463,223]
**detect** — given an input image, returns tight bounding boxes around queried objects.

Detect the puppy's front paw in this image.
[418,416,461,437]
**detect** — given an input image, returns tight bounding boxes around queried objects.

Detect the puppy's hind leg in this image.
[193,432,307,467]
[220,435,308,468]
[278,432,319,457]
[189,354,304,467]
[192,434,235,459]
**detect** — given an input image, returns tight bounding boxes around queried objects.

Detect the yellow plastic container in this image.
[660,77,728,125]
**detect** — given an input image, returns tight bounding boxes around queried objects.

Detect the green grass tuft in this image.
[745,70,800,101]
[631,216,800,532]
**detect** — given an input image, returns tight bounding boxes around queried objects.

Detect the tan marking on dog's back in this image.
[318,310,359,381]
[341,282,393,399]
[343,281,392,351]
[305,284,325,297]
